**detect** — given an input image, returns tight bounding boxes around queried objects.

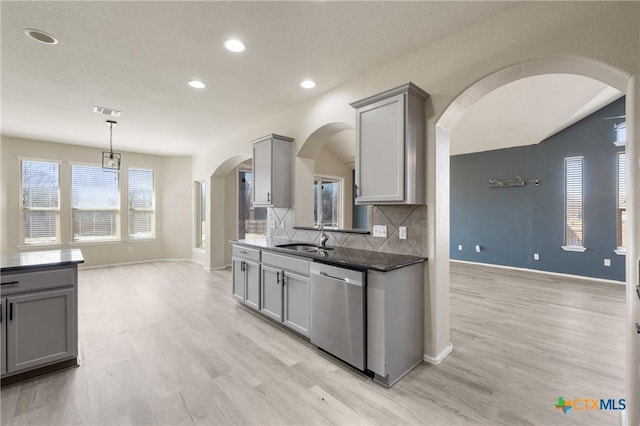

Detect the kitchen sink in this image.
[276,243,334,253]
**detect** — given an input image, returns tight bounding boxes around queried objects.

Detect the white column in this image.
[624,75,639,426]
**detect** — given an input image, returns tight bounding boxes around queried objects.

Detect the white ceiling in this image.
[451,74,623,155]
[1,1,518,156]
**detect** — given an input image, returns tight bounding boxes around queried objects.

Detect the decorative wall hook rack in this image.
[489,175,540,188]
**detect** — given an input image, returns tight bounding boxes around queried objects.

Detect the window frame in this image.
[195,180,206,249]
[313,175,343,229]
[561,156,586,252]
[70,162,121,243]
[615,151,626,255]
[19,158,62,247]
[128,168,156,241]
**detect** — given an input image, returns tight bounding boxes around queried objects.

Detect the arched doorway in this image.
[432,57,637,422]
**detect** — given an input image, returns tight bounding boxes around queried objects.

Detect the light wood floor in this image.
[1,261,626,425]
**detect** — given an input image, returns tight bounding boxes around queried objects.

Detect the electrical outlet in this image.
[399,226,407,240]
[372,225,387,238]
[533,253,539,261]
[280,221,285,229]
[475,245,481,253]
[271,220,277,229]
[458,244,463,251]
[604,258,611,267]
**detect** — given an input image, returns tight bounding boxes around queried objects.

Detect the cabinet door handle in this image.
[276,271,280,284]
[354,185,359,197]
[0,304,2,323]
[1,280,19,286]
[282,271,286,286]
[9,303,13,321]
[267,192,271,202]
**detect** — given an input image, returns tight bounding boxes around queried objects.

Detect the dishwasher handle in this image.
[311,270,362,286]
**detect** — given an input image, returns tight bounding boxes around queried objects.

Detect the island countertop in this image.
[232,239,426,272]
[1,249,85,273]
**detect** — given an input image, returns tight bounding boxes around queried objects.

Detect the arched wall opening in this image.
[431,56,637,422]
[209,153,252,269]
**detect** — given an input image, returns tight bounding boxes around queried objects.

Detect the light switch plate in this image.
[458,244,463,251]
[372,225,387,238]
[475,245,481,253]
[533,253,539,260]
[399,226,407,240]
[604,258,611,267]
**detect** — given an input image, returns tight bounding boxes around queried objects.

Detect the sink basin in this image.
[276,243,334,253]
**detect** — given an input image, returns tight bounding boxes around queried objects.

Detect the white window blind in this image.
[21,160,60,245]
[618,152,627,248]
[128,168,155,240]
[71,165,120,242]
[564,156,584,247]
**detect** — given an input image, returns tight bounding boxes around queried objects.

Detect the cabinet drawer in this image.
[262,252,309,277]
[232,246,260,263]
[0,268,75,296]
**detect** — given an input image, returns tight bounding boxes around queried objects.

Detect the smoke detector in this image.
[93,106,122,117]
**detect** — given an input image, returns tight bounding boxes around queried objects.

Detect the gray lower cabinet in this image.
[1,298,6,375]
[367,262,424,387]
[232,245,261,310]
[260,265,283,322]
[6,288,75,373]
[282,271,309,336]
[260,252,310,337]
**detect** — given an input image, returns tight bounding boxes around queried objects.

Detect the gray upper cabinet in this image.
[252,134,294,208]
[351,83,428,205]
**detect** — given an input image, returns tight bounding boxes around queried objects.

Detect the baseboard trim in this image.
[424,343,453,365]
[79,258,195,270]
[450,259,625,285]
[208,265,231,271]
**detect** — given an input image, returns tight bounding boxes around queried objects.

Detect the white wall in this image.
[1,136,193,267]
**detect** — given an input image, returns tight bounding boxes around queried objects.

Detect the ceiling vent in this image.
[93,106,122,117]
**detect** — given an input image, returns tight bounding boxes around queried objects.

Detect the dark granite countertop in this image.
[232,239,425,272]
[1,249,85,272]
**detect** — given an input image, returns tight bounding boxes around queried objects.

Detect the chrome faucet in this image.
[319,224,329,248]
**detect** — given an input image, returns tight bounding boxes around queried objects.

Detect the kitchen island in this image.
[231,239,425,387]
[1,249,83,385]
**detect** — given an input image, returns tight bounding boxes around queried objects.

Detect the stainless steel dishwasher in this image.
[309,262,366,371]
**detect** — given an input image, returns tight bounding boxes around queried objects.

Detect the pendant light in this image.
[102,120,121,172]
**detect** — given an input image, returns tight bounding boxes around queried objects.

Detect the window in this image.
[617,152,627,251]
[614,122,627,146]
[128,168,155,240]
[21,160,60,245]
[563,156,585,251]
[313,176,341,228]
[195,180,206,248]
[238,170,267,239]
[71,165,120,242]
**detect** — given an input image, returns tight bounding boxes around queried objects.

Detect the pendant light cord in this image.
[109,121,114,154]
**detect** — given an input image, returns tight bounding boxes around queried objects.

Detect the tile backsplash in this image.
[267,205,427,257]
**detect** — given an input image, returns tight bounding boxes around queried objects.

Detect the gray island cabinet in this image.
[1,249,84,384]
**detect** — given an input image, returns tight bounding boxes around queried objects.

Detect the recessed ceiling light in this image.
[300,80,316,89]
[224,39,245,53]
[188,80,206,89]
[24,28,58,45]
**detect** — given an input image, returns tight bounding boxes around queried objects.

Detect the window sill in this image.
[127,238,157,243]
[561,245,587,252]
[17,243,63,250]
[614,248,626,256]
[68,240,121,246]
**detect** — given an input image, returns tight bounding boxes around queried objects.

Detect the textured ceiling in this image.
[451,74,622,156]
[1,1,517,156]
